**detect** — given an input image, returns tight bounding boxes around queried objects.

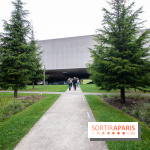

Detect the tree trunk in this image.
[32,80,35,89]
[14,89,18,98]
[121,87,125,103]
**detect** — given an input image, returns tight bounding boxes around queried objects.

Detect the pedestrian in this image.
[67,78,72,91]
[72,77,77,90]
[77,78,80,87]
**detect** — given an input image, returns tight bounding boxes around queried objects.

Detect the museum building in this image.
[38,35,96,83]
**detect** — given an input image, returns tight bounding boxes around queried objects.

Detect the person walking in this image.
[67,78,72,91]
[72,77,77,90]
[77,78,80,87]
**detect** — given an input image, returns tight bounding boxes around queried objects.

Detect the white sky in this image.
[0,0,150,40]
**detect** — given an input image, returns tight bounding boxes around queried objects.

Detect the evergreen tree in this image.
[0,0,32,97]
[29,30,43,89]
[87,0,150,103]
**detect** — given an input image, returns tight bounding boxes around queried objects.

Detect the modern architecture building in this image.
[38,35,96,82]
[38,29,149,83]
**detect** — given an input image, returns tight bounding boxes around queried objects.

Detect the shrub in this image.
[7,100,25,114]
[126,94,150,101]
[101,94,108,98]
[122,107,130,113]
[133,105,141,118]
[0,98,25,122]
[140,103,150,123]
[133,102,150,126]
[28,99,34,106]
[110,95,119,99]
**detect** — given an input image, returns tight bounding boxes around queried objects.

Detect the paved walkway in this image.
[14,87,108,150]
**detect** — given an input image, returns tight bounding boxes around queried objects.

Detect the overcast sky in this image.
[0,0,150,40]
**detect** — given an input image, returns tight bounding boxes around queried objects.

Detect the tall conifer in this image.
[0,0,32,97]
[88,0,150,103]
[29,30,43,89]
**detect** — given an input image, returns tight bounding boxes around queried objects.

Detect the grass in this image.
[104,94,150,127]
[0,98,25,123]
[25,85,68,92]
[0,92,16,97]
[82,79,92,84]
[80,84,148,94]
[109,94,150,127]
[0,92,47,123]
[86,95,150,150]
[80,84,120,93]
[0,93,60,150]
[0,84,68,92]
[0,92,46,98]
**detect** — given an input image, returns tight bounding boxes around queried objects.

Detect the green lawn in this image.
[82,79,92,84]
[86,95,150,150]
[80,84,148,94]
[0,85,68,92]
[25,85,68,92]
[80,84,120,93]
[0,93,60,150]
[0,92,16,97]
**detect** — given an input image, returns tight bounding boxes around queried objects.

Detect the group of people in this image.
[67,77,80,91]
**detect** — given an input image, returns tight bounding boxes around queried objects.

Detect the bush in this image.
[110,94,120,99]
[133,102,150,126]
[126,94,150,101]
[140,103,150,123]
[101,94,108,98]
[27,99,34,106]
[0,99,25,122]
[133,105,141,118]
[7,100,25,114]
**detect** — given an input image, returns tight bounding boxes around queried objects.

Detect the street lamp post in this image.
[44,65,45,89]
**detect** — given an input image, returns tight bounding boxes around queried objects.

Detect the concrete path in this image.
[14,87,108,150]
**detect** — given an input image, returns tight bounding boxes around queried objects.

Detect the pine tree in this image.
[29,30,43,89]
[0,0,32,97]
[87,0,150,103]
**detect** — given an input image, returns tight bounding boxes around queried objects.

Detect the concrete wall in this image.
[38,35,96,71]
[38,30,149,72]
[38,30,149,82]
